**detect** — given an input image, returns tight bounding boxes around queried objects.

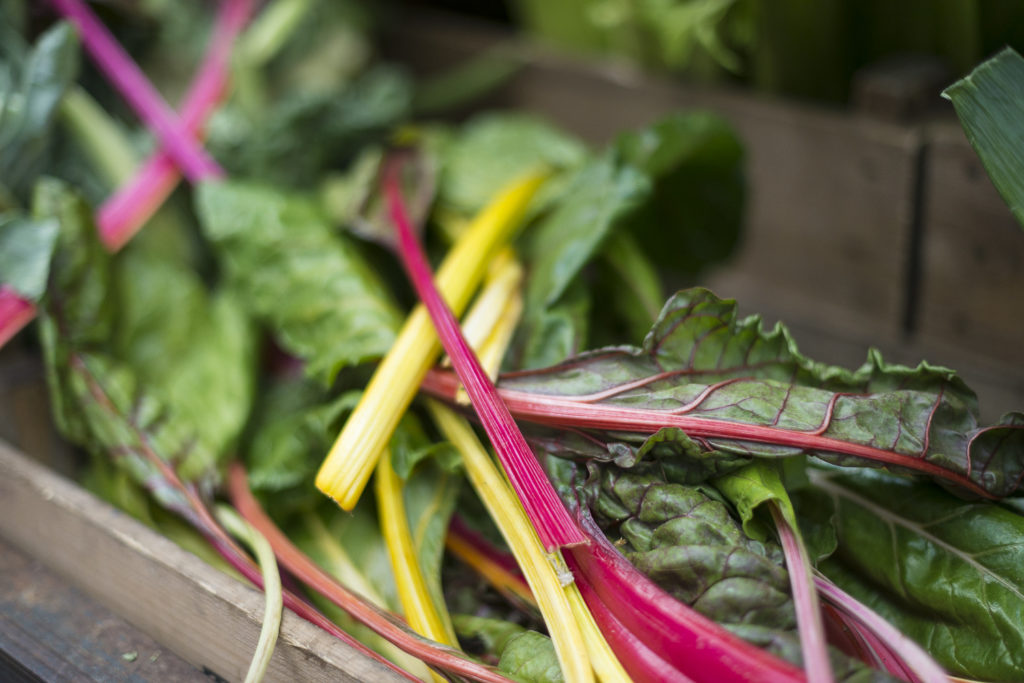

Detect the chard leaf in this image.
[112,252,258,481]
[492,288,1024,497]
[245,381,360,501]
[0,22,79,202]
[801,468,1024,681]
[715,460,797,542]
[439,112,587,214]
[452,615,562,683]
[579,464,802,663]
[195,180,403,384]
[943,47,1024,228]
[36,181,255,499]
[0,213,59,300]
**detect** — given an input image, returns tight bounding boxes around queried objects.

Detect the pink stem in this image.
[384,160,584,551]
[770,505,834,683]
[50,0,224,182]
[814,575,947,683]
[98,0,253,249]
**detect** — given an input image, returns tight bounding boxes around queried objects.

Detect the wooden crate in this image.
[5,10,1024,680]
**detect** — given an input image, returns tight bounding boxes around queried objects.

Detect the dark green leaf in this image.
[580,464,802,662]
[0,22,79,202]
[612,111,744,275]
[195,180,403,384]
[452,615,562,683]
[500,288,1024,496]
[943,47,1024,228]
[0,212,59,299]
[802,467,1024,680]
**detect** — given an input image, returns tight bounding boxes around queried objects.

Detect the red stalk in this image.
[569,510,805,683]
[97,0,253,250]
[564,552,696,683]
[814,575,946,683]
[421,369,997,499]
[383,159,585,551]
[50,0,224,182]
[227,463,515,683]
[72,353,415,680]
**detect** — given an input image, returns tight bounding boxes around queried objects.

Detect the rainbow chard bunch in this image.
[3,1,1024,682]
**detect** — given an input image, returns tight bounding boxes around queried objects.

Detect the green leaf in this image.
[439,113,587,214]
[498,288,1024,496]
[0,212,59,300]
[943,47,1024,228]
[452,615,563,683]
[208,66,411,188]
[612,111,744,275]
[802,467,1024,680]
[35,181,256,496]
[112,252,258,481]
[714,460,796,542]
[195,180,403,383]
[0,21,79,202]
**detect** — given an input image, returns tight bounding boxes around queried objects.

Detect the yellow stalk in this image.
[375,450,458,654]
[564,583,632,683]
[315,170,547,509]
[448,250,524,404]
[428,402,595,683]
[305,513,434,681]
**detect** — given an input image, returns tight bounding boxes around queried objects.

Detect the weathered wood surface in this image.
[917,122,1024,370]
[1,535,206,682]
[0,441,407,683]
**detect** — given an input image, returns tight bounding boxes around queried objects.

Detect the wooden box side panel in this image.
[0,441,405,683]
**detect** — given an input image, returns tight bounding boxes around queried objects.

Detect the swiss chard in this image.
[425,288,1024,498]
[796,467,1024,681]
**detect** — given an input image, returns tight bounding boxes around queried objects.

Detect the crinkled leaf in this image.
[576,464,802,663]
[439,112,586,214]
[612,111,745,275]
[195,180,403,384]
[496,288,1024,497]
[943,47,1024,228]
[0,22,79,202]
[452,615,562,683]
[0,213,59,300]
[800,467,1024,681]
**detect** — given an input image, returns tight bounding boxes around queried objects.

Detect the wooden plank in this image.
[917,122,1024,369]
[0,441,405,683]
[0,536,206,682]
